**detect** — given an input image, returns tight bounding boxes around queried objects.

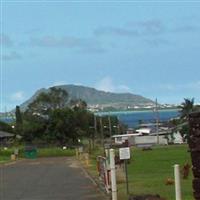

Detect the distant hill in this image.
[19,84,155,111]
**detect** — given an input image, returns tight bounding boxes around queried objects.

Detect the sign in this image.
[119,147,130,160]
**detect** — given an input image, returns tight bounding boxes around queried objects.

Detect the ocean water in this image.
[1,110,180,128]
[97,109,180,128]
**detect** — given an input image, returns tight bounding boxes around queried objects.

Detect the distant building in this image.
[135,127,152,135]
[112,133,168,146]
[112,133,142,145]
[0,130,14,145]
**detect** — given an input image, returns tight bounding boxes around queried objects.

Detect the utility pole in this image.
[108,115,112,138]
[93,115,97,148]
[5,106,7,120]
[117,116,120,134]
[100,117,104,149]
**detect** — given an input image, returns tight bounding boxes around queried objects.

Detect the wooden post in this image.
[110,149,117,200]
[125,159,129,195]
[174,164,182,200]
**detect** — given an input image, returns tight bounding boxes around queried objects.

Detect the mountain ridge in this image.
[19,84,155,111]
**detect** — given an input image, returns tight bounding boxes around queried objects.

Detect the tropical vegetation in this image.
[11,87,120,146]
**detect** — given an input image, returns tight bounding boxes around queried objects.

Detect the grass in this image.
[37,147,75,157]
[0,156,11,163]
[0,146,75,162]
[0,147,18,163]
[87,145,193,200]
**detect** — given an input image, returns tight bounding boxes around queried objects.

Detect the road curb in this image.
[78,160,111,200]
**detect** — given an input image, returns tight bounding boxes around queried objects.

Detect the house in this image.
[112,133,168,146]
[112,133,142,146]
[134,135,168,146]
[0,130,14,145]
[135,127,152,135]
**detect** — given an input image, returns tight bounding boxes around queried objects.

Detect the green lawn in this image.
[88,145,193,200]
[37,147,75,157]
[0,146,75,162]
[0,156,10,163]
[0,147,15,163]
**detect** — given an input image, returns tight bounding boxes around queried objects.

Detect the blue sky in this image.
[1,1,200,111]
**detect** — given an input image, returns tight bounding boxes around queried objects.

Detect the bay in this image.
[96,109,180,128]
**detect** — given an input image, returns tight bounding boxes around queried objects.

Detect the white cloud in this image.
[95,76,131,93]
[51,81,67,87]
[117,85,131,93]
[10,91,25,102]
[95,76,115,92]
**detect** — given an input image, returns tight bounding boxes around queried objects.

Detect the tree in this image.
[15,105,23,135]
[26,87,69,117]
[22,116,46,142]
[0,121,13,133]
[48,108,76,144]
[178,98,200,142]
[70,99,87,110]
[22,88,69,143]
[179,98,195,119]
[48,87,69,109]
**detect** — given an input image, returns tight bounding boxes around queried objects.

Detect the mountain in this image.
[19,84,155,111]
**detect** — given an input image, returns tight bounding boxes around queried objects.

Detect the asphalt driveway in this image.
[0,157,107,200]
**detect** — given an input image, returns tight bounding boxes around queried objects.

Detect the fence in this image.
[97,156,111,193]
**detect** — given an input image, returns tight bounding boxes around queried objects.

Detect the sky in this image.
[1,0,200,111]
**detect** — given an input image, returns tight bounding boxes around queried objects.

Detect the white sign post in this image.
[174,164,182,200]
[119,147,130,160]
[119,147,130,194]
[110,149,117,200]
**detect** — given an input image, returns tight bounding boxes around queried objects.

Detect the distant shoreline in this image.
[95,108,180,116]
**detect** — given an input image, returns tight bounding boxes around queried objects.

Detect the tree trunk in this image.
[189,112,200,200]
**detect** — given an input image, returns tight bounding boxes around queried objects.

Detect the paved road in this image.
[0,157,107,200]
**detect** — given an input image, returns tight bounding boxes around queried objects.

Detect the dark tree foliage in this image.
[0,121,13,133]
[15,105,23,135]
[22,88,92,144]
[22,88,69,143]
[48,87,69,109]
[177,98,200,141]
[48,108,76,144]
[179,124,189,142]
[179,98,195,119]
[26,87,69,116]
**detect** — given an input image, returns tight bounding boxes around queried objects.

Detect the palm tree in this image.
[179,98,195,119]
